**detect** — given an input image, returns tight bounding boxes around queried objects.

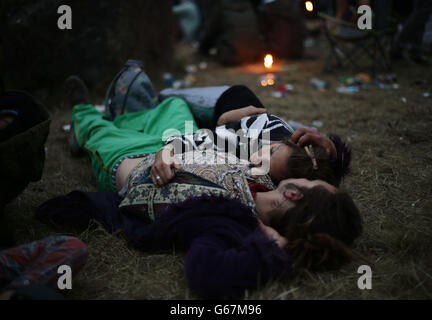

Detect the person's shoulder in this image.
[246,114,285,125]
[267,114,286,122]
[265,115,295,134]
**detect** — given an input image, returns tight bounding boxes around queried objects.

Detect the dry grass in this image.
[2,35,432,299]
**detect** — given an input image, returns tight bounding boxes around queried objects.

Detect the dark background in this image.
[0,0,174,101]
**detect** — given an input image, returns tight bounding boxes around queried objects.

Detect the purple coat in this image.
[36,192,293,298]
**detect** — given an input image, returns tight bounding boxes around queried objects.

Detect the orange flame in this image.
[305,1,313,12]
[264,54,273,69]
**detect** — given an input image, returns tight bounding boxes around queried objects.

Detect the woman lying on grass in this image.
[158,84,351,187]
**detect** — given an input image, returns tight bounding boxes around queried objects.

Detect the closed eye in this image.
[270,144,279,156]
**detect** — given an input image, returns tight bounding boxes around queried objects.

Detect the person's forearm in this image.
[217,106,267,126]
[217,109,240,126]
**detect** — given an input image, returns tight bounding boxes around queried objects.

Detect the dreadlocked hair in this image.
[284,219,367,271]
[281,138,338,187]
[273,185,364,271]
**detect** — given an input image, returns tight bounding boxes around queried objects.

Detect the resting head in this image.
[255,178,362,269]
[250,138,338,187]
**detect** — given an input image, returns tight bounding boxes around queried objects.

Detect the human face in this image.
[249,143,292,183]
[255,178,337,225]
[268,143,292,183]
[255,178,305,225]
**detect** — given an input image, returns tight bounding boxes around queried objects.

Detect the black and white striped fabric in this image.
[165,114,294,161]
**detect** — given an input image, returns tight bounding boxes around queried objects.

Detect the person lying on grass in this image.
[66,77,348,195]
[37,178,363,299]
[64,75,339,221]
[36,76,363,298]
[158,84,351,187]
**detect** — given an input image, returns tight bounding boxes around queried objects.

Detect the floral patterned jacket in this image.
[119,150,275,222]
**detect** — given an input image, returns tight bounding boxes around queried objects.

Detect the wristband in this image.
[159,144,175,155]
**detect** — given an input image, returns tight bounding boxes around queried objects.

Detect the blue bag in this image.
[104,60,157,120]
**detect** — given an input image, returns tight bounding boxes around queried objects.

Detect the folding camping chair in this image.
[318,11,394,75]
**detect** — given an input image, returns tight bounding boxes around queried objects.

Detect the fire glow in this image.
[264,54,273,69]
[305,1,313,12]
[260,73,276,87]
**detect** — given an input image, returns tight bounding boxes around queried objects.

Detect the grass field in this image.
[2,35,432,300]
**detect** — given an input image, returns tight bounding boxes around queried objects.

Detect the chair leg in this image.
[374,36,392,71]
[359,38,378,75]
[343,44,363,69]
[323,29,344,69]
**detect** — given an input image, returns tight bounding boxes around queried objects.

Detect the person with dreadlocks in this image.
[37,177,363,299]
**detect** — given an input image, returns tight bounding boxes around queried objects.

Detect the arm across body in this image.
[150,130,216,186]
[216,105,267,126]
[163,113,294,158]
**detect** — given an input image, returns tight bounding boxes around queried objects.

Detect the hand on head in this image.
[250,138,338,187]
[291,128,337,159]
